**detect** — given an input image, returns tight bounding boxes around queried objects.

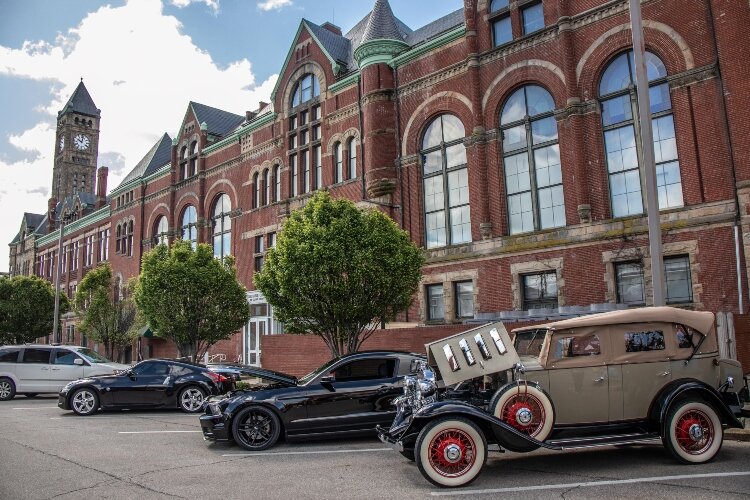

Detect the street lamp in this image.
[52,208,74,343]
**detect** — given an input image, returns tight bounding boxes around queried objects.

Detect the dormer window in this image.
[291,74,320,107]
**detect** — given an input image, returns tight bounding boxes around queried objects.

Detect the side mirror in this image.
[73,358,84,366]
[126,369,135,378]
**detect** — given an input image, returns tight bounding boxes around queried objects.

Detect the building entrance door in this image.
[245,318,267,366]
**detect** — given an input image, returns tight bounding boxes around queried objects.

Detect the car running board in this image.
[546,432,661,450]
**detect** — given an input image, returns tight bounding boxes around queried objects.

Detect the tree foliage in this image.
[0,275,69,344]
[254,191,425,357]
[74,263,139,361]
[134,240,250,360]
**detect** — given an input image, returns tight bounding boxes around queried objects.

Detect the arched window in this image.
[500,84,565,234]
[291,74,320,107]
[212,194,232,259]
[334,142,343,183]
[153,216,168,246]
[263,169,270,206]
[348,138,357,180]
[420,114,471,248]
[181,205,198,250]
[253,172,260,209]
[274,165,281,202]
[599,50,682,217]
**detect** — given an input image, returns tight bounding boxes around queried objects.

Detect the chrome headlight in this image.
[416,365,437,399]
[208,402,223,416]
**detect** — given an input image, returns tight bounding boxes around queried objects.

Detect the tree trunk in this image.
[177,343,196,361]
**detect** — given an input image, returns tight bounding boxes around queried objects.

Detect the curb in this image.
[725,429,750,442]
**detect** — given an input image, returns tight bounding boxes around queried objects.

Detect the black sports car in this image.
[58,359,229,415]
[200,351,424,450]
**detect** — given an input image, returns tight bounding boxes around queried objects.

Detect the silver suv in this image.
[0,345,129,400]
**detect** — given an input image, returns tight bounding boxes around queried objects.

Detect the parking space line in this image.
[222,447,392,457]
[12,407,59,410]
[118,430,202,434]
[430,471,750,496]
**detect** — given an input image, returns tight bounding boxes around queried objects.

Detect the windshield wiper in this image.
[685,333,707,365]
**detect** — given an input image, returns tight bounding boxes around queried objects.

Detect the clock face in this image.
[74,134,90,151]
[59,136,65,152]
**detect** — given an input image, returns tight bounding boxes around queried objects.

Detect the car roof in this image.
[0,344,84,349]
[337,350,425,359]
[512,306,715,336]
[142,358,208,369]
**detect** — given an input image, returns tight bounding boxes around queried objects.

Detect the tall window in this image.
[348,138,357,180]
[274,165,281,201]
[181,205,198,250]
[334,142,343,183]
[254,235,265,273]
[302,150,310,193]
[189,140,198,177]
[421,114,471,248]
[291,74,320,107]
[72,241,80,271]
[85,236,94,266]
[212,194,232,259]
[263,169,270,206]
[523,271,558,309]
[314,145,322,189]
[615,261,645,306]
[253,172,260,208]
[154,216,168,246]
[521,3,545,35]
[62,244,68,273]
[501,85,565,234]
[665,255,692,304]
[489,0,511,47]
[290,154,298,197]
[455,281,474,319]
[127,221,134,257]
[99,229,109,261]
[426,284,445,321]
[599,50,683,217]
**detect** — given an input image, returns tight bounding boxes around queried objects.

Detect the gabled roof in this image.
[58,80,100,118]
[119,133,173,187]
[190,102,245,138]
[404,8,464,47]
[23,213,45,232]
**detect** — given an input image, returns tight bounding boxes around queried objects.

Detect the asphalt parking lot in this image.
[1,396,749,500]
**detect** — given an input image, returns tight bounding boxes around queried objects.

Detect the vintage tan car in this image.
[377,307,749,488]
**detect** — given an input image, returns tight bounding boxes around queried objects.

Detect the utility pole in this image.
[629,0,665,306]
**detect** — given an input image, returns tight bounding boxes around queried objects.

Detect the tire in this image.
[399,449,415,461]
[0,378,15,401]
[178,386,207,413]
[415,417,487,488]
[70,388,99,416]
[663,399,723,464]
[232,405,281,451]
[489,382,555,445]
[24,393,38,398]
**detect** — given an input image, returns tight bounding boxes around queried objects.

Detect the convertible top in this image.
[512,306,715,337]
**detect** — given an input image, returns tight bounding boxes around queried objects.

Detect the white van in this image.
[0,345,130,400]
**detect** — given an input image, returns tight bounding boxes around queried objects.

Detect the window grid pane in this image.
[615,262,645,305]
[523,272,558,309]
[455,281,474,319]
[522,3,544,35]
[427,285,445,320]
[665,256,692,303]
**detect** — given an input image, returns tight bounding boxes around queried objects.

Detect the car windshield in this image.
[298,357,341,385]
[75,348,113,364]
[514,329,547,358]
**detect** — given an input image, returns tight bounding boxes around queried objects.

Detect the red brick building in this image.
[10,0,750,374]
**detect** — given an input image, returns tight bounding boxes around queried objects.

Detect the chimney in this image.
[96,166,108,209]
[48,197,57,233]
[321,22,342,36]
[245,110,257,122]
[258,101,269,111]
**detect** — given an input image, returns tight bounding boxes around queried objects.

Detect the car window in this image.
[624,329,665,352]
[675,324,696,349]
[171,365,193,377]
[132,361,170,376]
[552,334,601,359]
[0,348,20,363]
[22,348,51,364]
[514,329,546,356]
[53,350,82,365]
[332,359,396,382]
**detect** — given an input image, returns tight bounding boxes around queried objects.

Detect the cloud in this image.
[26,186,49,197]
[0,0,277,271]
[169,0,220,13]
[257,0,293,12]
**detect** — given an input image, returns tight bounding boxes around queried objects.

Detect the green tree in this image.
[134,240,250,361]
[254,191,424,358]
[0,275,69,344]
[74,263,139,361]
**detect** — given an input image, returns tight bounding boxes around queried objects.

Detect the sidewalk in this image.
[725,405,750,442]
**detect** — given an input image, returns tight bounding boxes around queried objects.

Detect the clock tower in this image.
[52,79,101,201]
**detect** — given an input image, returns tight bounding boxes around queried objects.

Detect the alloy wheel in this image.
[180,388,205,412]
[237,410,274,447]
[72,390,96,414]
[0,380,11,399]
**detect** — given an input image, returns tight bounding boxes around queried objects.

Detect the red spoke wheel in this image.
[416,417,487,488]
[490,382,555,447]
[663,399,723,464]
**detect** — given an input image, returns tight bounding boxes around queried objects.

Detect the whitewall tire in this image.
[663,399,723,464]
[415,417,487,488]
[490,382,554,443]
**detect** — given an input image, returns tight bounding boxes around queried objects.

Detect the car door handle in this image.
[51,368,61,371]
[594,376,605,382]
[658,371,670,377]
[41,367,49,371]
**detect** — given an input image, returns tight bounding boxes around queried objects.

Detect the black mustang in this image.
[200,351,424,450]
[58,359,228,415]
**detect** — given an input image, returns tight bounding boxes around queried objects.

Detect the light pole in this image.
[629,0,666,306]
[52,209,72,343]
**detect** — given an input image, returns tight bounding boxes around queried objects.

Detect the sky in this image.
[0,0,462,272]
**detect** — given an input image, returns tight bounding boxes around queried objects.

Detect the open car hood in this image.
[209,364,297,386]
[426,322,521,386]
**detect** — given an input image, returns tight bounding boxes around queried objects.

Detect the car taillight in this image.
[207,372,228,384]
